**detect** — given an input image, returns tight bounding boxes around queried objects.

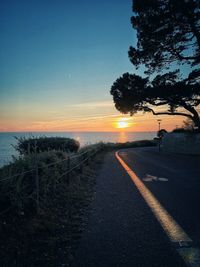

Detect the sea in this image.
[0,131,156,167]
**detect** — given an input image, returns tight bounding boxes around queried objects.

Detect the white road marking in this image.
[143,174,168,182]
[116,151,200,267]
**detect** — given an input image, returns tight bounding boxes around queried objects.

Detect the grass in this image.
[0,151,103,266]
[0,139,155,266]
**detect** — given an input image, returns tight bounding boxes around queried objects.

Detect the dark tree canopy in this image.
[129,0,200,73]
[111,0,200,130]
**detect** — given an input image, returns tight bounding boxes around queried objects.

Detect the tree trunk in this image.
[192,113,200,131]
[179,102,200,131]
[188,109,200,131]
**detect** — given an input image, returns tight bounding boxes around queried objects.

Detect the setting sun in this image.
[117,119,130,129]
[117,121,129,128]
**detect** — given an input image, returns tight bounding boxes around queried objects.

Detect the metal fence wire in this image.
[0,144,102,214]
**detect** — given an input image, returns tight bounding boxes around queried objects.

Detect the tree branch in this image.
[148,108,193,119]
[178,100,200,117]
[168,45,198,61]
[148,100,169,106]
[184,6,200,51]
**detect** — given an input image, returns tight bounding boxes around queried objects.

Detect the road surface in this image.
[71,147,200,267]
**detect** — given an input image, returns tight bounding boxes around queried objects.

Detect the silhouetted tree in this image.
[111,0,200,130]
[157,129,167,139]
[182,117,195,131]
[129,0,200,73]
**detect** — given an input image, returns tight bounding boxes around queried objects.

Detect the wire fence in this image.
[0,143,103,214]
[0,147,100,181]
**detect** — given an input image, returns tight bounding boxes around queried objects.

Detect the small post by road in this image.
[34,140,40,214]
[67,155,70,184]
[157,119,162,152]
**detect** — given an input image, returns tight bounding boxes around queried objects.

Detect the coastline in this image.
[0,131,156,168]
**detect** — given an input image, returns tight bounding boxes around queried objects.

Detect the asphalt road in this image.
[71,147,200,267]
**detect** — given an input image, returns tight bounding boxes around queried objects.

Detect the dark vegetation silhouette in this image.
[111,0,200,130]
[15,136,80,155]
[157,129,167,139]
[0,138,156,266]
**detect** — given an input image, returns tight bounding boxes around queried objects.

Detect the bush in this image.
[172,127,200,133]
[102,140,156,150]
[0,151,69,213]
[14,136,80,155]
[172,128,193,133]
[157,129,167,138]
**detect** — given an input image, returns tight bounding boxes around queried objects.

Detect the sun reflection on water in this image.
[118,131,128,143]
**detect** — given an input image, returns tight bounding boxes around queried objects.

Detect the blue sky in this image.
[0,0,187,131]
[0,0,134,103]
[0,0,142,131]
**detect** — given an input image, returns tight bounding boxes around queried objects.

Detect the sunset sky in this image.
[0,0,186,132]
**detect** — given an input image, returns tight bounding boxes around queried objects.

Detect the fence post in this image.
[79,154,83,174]
[34,140,40,214]
[88,150,92,164]
[85,150,90,164]
[67,155,70,184]
[28,142,30,156]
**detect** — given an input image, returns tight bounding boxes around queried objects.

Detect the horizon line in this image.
[0,130,157,133]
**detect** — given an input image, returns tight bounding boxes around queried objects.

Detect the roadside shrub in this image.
[102,140,156,150]
[0,151,69,213]
[157,129,167,138]
[172,128,193,133]
[0,143,102,214]
[14,136,80,155]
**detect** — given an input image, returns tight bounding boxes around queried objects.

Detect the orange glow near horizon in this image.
[0,102,187,133]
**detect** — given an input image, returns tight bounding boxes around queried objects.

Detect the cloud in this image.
[69,100,114,109]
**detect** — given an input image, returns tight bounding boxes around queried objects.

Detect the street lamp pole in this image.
[157,119,162,152]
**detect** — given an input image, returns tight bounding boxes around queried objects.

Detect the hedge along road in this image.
[71,147,200,267]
